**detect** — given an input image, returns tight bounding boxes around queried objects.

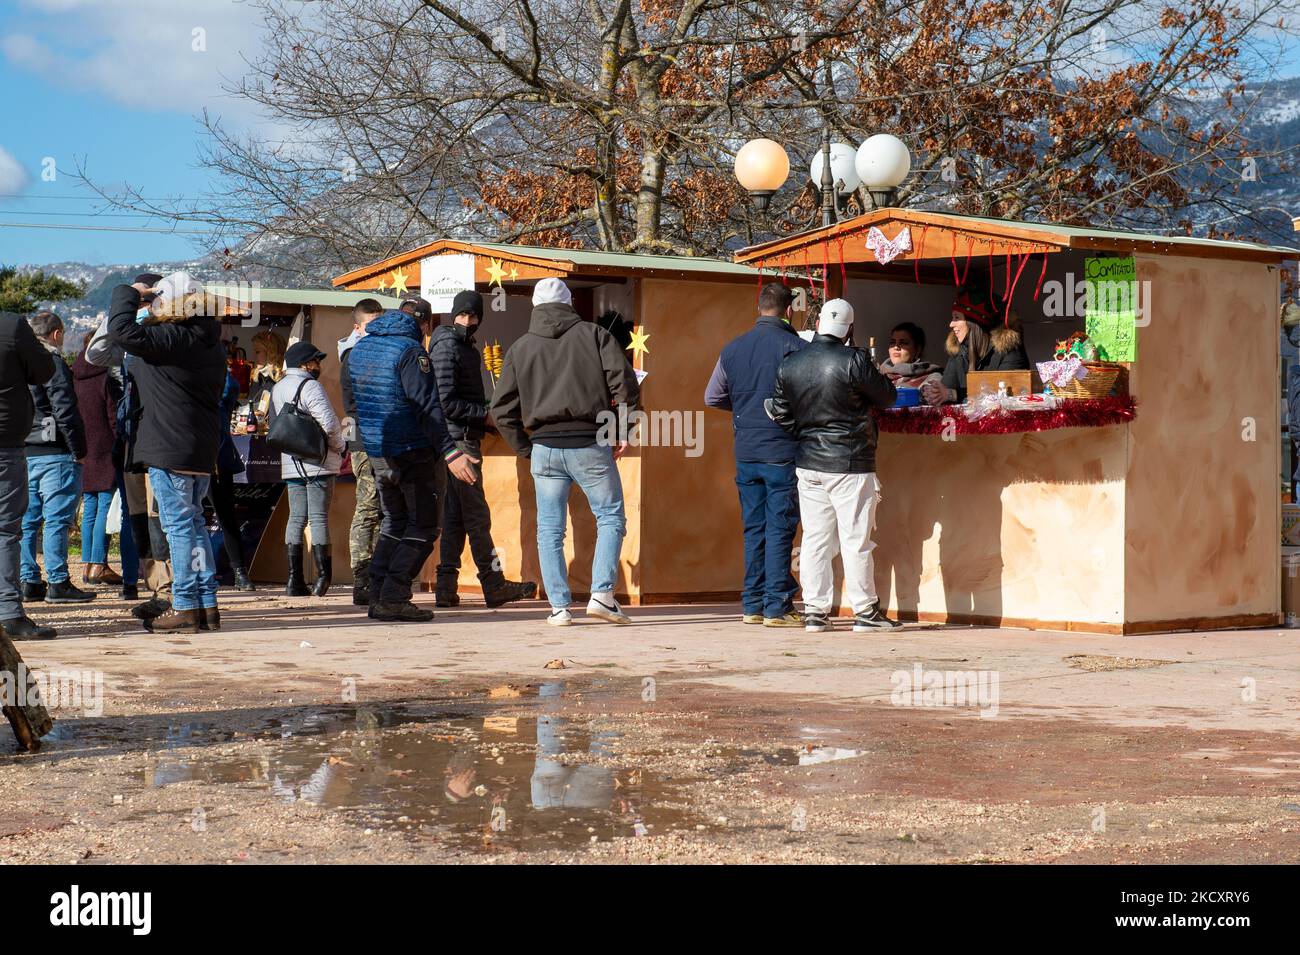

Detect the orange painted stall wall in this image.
[1123,254,1281,628]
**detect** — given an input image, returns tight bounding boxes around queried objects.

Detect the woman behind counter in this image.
[921,288,1029,405]
[880,321,943,391]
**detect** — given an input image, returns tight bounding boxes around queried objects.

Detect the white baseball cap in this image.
[817,298,855,339]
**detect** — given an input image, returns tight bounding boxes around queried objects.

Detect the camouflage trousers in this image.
[348,450,381,566]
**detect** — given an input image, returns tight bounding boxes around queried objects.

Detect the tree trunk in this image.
[633,147,666,251]
[1,634,54,753]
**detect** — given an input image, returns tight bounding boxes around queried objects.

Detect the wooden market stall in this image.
[206,285,402,586]
[333,241,810,603]
[736,208,1297,634]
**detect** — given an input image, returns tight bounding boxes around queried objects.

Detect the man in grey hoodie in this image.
[489,278,639,627]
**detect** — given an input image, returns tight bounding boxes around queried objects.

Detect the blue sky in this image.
[0,0,270,267]
[0,1,1297,269]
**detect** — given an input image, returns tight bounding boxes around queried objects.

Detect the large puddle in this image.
[47,683,702,852]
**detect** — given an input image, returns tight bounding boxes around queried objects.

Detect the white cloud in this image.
[2,0,268,121]
[0,146,31,194]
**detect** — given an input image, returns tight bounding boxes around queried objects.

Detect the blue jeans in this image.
[735,461,800,618]
[81,490,115,564]
[530,444,626,610]
[21,454,81,584]
[117,470,139,585]
[148,468,218,612]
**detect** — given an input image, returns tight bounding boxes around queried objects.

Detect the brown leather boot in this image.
[143,608,201,634]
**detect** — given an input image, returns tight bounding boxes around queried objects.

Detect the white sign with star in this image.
[420,253,476,312]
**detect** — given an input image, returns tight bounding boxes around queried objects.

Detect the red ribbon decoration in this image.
[874,395,1137,436]
[1005,252,1032,325]
[914,225,929,284]
[1033,251,1049,301]
[838,237,847,292]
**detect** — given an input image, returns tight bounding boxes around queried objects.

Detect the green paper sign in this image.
[1084,256,1137,361]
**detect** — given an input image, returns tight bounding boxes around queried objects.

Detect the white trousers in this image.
[796,469,881,615]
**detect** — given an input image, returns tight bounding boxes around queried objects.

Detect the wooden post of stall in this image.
[0,634,53,752]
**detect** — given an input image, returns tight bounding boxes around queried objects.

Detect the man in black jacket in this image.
[0,311,57,639]
[20,311,93,605]
[490,278,639,627]
[768,298,900,633]
[339,297,383,605]
[107,275,227,634]
[429,290,535,609]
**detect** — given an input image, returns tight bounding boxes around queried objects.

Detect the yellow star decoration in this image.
[389,267,410,296]
[629,325,650,362]
[508,265,519,281]
[485,257,507,288]
[375,275,388,292]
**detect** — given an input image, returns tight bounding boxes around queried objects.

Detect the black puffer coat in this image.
[768,334,897,474]
[428,323,488,443]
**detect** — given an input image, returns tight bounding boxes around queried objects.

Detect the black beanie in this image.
[450,290,483,320]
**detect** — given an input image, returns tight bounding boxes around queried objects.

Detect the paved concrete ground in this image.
[2,587,1299,863]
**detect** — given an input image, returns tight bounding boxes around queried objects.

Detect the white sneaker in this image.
[586,594,630,625]
[547,609,573,627]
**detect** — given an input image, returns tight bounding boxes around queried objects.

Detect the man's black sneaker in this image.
[0,616,56,640]
[372,601,434,622]
[853,603,901,631]
[46,580,95,604]
[20,580,46,603]
[484,580,536,608]
[804,611,831,633]
[131,597,170,621]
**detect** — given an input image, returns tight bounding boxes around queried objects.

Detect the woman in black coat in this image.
[72,345,123,585]
[922,288,1030,405]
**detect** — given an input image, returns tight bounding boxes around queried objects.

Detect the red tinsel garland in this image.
[875,396,1137,436]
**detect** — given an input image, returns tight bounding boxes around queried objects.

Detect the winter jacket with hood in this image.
[106,284,227,474]
[769,334,897,474]
[26,338,87,461]
[940,322,1030,403]
[0,311,55,449]
[337,328,363,453]
[347,310,459,462]
[489,302,639,456]
[271,367,346,479]
[428,322,489,444]
[71,350,118,492]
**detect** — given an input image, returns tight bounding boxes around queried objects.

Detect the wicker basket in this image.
[1051,361,1128,399]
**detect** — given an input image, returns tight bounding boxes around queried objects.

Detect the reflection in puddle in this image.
[129,695,699,852]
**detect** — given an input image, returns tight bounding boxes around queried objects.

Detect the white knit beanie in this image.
[532,277,573,307]
[817,298,854,339]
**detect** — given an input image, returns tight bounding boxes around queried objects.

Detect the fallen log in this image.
[0,632,54,753]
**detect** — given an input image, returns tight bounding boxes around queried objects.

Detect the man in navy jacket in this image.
[704,283,808,627]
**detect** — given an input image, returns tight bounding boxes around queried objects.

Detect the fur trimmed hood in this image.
[946,314,1022,357]
[147,290,225,324]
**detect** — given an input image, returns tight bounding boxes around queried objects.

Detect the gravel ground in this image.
[3,571,1300,864]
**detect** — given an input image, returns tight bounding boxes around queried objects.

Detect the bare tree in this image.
[82,0,1300,281]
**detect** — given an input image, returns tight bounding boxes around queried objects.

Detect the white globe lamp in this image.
[854,134,911,208]
[809,142,861,196]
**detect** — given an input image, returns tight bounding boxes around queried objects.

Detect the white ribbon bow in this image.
[865,226,913,265]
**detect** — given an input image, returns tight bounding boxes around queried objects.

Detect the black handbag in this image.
[265,378,328,466]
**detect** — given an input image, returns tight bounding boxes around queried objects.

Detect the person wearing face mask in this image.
[922,286,1030,405]
[767,298,900,633]
[272,342,345,597]
[428,290,536,609]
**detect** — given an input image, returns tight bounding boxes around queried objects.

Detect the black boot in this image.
[0,616,56,640]
[20,580,46,603]
[351,561,370,606]
[371,600,434,622]
[199,606,221,632]
[46,580,96,604]
[121,583,139,601]
[435,574,459,608]
[311,545,332,597]
[233,567,255,592]
[285,545,310,597]
[131,595,170,620]
[484,579,538,608]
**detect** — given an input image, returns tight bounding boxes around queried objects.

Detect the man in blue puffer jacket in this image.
[348,309,478,622]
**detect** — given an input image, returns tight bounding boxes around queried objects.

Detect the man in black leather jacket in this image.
[768,298,901,633]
